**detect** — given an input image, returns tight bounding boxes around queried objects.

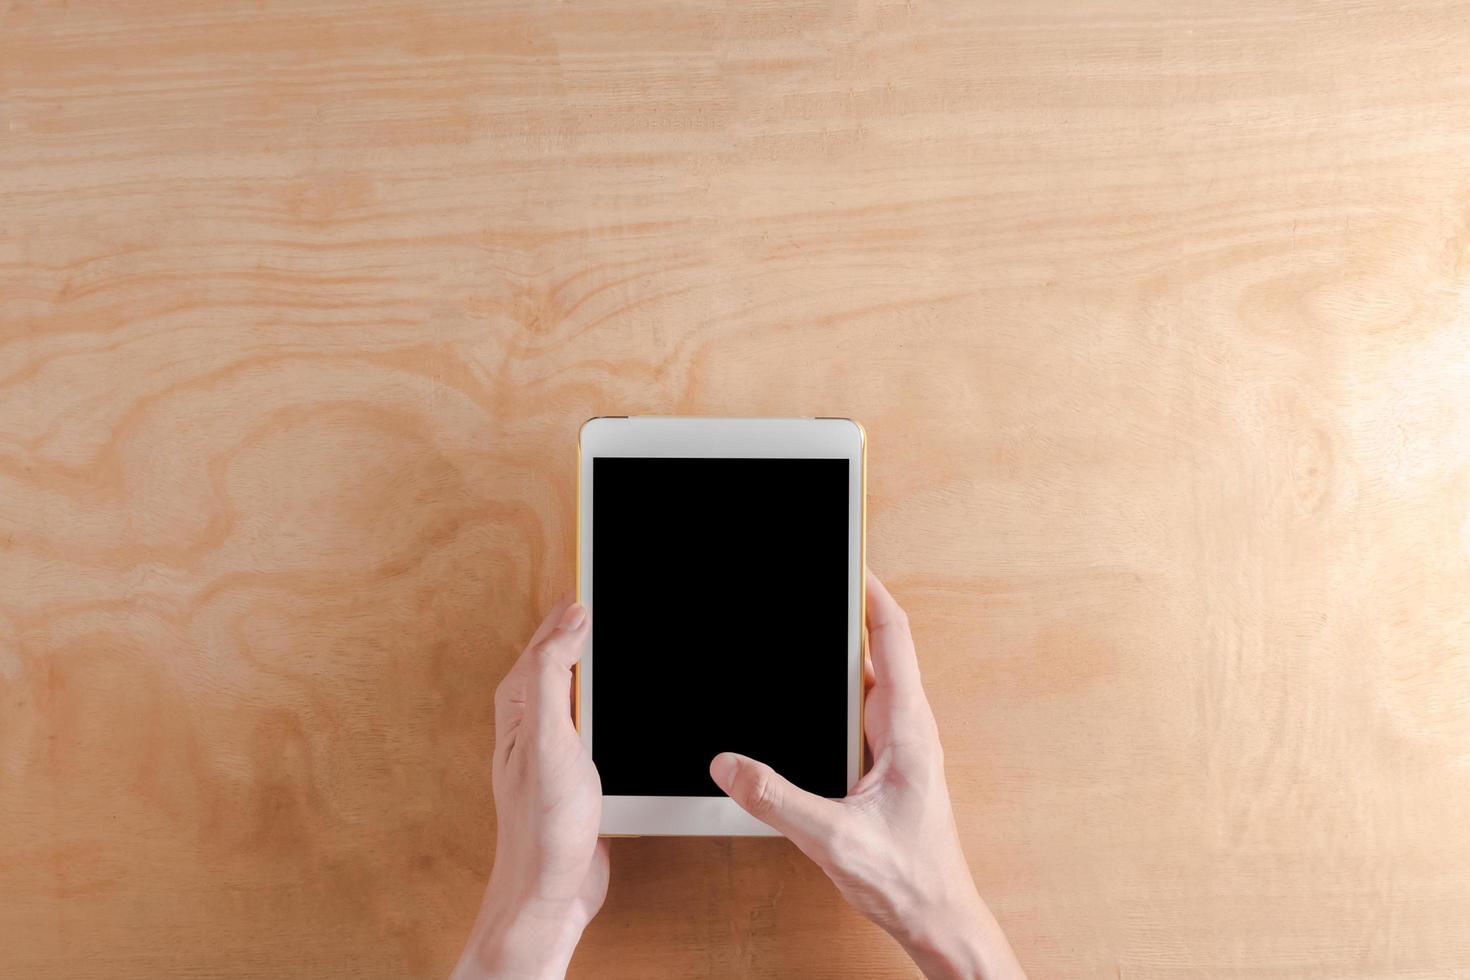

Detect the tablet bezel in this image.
[576,416,866,837]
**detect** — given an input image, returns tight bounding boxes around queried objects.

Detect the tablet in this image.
[576,416,866,836]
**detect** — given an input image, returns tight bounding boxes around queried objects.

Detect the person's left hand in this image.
[452,598,607,980]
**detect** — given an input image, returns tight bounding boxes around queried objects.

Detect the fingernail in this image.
[709,752,738,788]
[559,603,587,632]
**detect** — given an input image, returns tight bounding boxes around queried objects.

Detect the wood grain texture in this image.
[3,0,1470,976]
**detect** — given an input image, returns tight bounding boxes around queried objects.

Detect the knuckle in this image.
[743,767,779,817]
[887,608,911,640]
[882,612,914,646]
[917,743,947,786]
[531,635,564,665]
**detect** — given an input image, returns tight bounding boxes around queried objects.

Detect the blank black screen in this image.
[592,457,849,798]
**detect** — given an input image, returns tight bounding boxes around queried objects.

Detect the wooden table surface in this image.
[5,1,1470,977]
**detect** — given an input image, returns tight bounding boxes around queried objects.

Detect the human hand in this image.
[709,570,1026,980]
[452,599,607,980]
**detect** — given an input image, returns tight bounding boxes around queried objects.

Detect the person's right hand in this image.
[709,570,1026,980]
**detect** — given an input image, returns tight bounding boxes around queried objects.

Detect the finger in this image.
[709,752,842,850]
[495,594,577,743]
[526,592,576,650]
[865,568,924,701]
[528,602,590,741]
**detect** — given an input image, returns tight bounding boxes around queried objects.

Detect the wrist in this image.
[894,886,1025,980]
[453,893,589,980]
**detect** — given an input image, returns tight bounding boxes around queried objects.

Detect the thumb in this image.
[709,752,841,848]
[527,603,589,740]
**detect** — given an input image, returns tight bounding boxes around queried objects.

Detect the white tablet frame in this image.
[576,416,866,837]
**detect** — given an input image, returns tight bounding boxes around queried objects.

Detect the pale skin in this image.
[452,570,1026,980]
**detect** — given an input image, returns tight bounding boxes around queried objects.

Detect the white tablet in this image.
[576,416,866,836]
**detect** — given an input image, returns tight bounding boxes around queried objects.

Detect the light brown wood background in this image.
[3,1,1470,977]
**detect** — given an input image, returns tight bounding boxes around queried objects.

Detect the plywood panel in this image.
[3,1,1470,976]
